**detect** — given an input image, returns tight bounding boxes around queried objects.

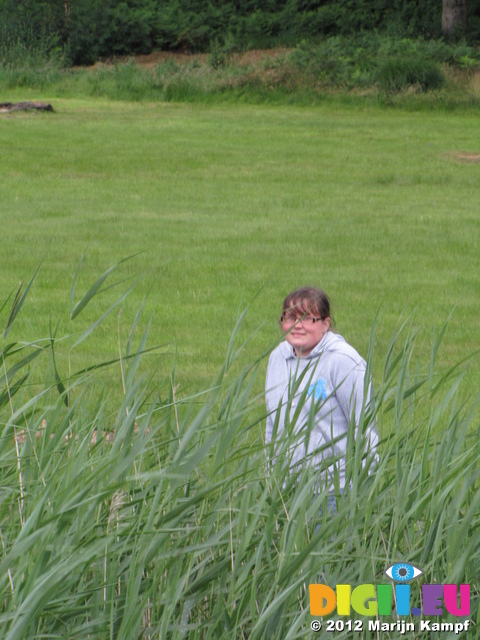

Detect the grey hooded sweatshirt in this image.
[265,330,378,488]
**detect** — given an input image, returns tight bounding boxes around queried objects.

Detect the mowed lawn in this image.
[1,98,479,398]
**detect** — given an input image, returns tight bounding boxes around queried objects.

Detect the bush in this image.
[0,0,66,68]
[66,0,158,65]
[377,56,446,92]
[289,38,352,86]
[287,35,471,91]
[208,32,244,69]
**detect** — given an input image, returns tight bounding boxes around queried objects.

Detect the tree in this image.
[442,0,467,36]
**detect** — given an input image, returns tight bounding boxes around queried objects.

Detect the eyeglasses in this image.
[280,314,323,325]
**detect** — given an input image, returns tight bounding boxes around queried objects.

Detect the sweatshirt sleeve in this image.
[265,408,274,445]
[265,354,275,445]
[333,354,378,459]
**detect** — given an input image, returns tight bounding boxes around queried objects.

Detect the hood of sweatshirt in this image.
[276,330,358,364]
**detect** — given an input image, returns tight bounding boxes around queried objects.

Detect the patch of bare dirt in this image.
[468,70,480,97]
[447,151,480,163]
[84,47,291,70]
[234,47,290,65]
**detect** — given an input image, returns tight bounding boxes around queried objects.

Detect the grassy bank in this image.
[2,36,480,108]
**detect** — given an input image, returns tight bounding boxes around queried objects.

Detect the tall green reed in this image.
[0,267,478,639]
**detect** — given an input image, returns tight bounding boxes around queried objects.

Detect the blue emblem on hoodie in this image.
[308,379,327,402]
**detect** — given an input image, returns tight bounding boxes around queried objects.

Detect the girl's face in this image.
[281,307,330,357]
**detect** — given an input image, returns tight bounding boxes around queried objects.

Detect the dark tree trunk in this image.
[442,0,468,35]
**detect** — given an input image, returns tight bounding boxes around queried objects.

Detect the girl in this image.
[265,286,378,491]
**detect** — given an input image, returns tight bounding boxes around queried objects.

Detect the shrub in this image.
[208,33,239,69]
[0,0,66,69]
[377,56,446,92]
[288,38,355,87]
[287,35,461,93]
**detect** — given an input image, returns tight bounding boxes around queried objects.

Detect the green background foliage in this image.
[2,0,480,65]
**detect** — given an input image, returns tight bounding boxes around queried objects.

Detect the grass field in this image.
[1,91,480,638]
[1,97,479,395]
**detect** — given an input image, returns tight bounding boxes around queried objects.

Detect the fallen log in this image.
[0,101,54,113]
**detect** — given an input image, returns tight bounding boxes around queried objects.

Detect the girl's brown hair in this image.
[281,286,332,322]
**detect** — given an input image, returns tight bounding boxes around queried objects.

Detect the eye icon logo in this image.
[385,563,423,582]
